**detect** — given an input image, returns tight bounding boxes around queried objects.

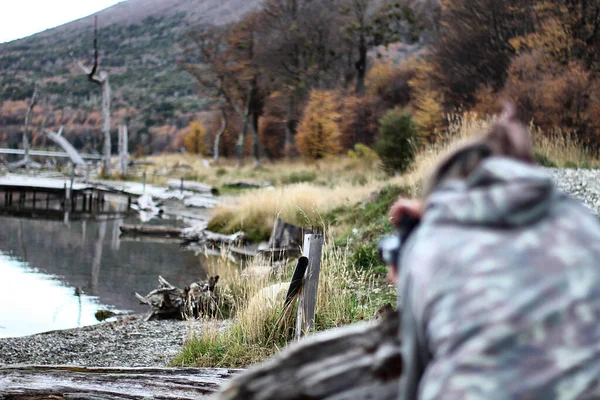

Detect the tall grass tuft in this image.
[172,233,396,368]
[207,183,381,242]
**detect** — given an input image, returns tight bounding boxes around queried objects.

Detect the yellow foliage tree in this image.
[183,121,208,155]
[296,90,342,162]
[412,89,445,142]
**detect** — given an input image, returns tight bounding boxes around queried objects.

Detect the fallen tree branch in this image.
[45,126,86,166]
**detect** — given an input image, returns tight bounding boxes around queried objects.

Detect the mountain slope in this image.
[0,0,262,155]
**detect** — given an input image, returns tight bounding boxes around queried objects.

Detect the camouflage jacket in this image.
[397,157,600,400]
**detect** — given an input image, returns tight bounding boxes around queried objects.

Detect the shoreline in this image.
[0,314,227,368]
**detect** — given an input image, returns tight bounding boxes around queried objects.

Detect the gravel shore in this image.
[1,166,599,369]
[0,315,225,367]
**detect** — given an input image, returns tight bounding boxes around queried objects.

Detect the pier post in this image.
[143,171,147,194]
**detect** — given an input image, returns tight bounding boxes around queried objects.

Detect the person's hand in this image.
[386,198,423,285]
[389,198,423,228]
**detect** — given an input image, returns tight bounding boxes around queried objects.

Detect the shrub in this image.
[348,143,379,163]
[374,108,419,175]
[534,151,557,168]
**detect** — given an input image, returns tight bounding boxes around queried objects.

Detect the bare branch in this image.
[68,16,103,85]
[90,16,99,79]
[44,128,86,166]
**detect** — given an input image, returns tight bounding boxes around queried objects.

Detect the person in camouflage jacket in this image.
[389,103,600,400]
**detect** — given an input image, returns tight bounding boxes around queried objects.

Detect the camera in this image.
[377,214,420,271]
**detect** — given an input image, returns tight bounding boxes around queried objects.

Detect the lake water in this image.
[0,213,209,338]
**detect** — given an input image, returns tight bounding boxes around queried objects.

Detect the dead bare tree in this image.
[70,16,112,176]
[8,84,41,170]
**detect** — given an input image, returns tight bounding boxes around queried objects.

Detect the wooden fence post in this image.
[295,233,324,340]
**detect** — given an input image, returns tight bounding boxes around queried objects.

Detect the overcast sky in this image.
[0,0,124,44]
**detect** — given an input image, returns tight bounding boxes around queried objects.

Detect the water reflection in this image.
[0,215,208,338]
[0,254,104,338]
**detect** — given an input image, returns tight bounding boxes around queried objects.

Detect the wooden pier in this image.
[0,175,132,222]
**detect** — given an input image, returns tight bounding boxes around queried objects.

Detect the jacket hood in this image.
[423,157,562,227]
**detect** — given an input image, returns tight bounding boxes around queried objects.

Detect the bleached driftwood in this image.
[135,275,221,320]
[211,308,402,400]
[181,227,248,245]
[0,365,239,399]
[45,127,86,166]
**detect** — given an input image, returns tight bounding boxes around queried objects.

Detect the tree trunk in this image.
[118,124,128,176]
[236,118,248,169]
[355,41,367,96]
[23,85,38,167]
[251,110,260,168]
[284,94,297,159]
[214,105,227,165]
[101,71,112,176]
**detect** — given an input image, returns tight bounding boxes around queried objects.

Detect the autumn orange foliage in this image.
[296,90,342,161]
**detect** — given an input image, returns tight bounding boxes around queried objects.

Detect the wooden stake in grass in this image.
[295,233,324,340]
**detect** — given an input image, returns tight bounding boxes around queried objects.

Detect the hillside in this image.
[0,0,263,156]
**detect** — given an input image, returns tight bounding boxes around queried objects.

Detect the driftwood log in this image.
[135,275,221,321]
[0,365,240,399]
[120,224,183,237]
[223,181,273,189]
[167,179,219,195]
[211,308,402,400]
[45,127,86,166]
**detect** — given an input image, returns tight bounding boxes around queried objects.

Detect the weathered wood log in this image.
[119,224,182,237]
[167,179,219,195]
[223,181,273,189]
[45,127,86,166]
[211,309,401,400]
[0,365,241,399]
[181,228,248,246]
[263,218,308,250]
[135,275,222,321]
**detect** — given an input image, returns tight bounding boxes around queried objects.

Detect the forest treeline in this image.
[179,0,600,164]
[2,0,600,161]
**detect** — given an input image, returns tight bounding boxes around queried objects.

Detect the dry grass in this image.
[207,182,381,242]
[170,111,596,368]
[394,112,599,194]
[134,153,387,189]
[172,234,395,368]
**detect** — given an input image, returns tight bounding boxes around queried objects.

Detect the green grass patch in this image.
[279,170,316,185]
